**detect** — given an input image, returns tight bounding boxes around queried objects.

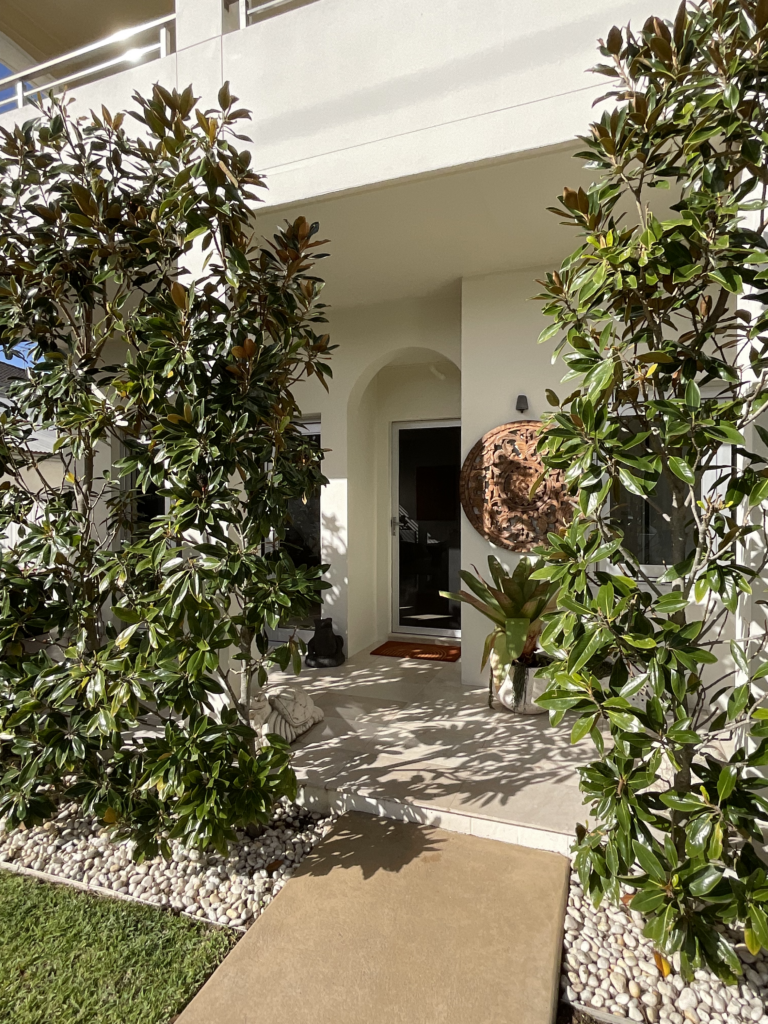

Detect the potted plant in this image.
[442,556,558,713]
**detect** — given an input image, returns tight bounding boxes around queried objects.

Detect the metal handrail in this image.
[0,14,175,112]
[248,0,301,15]
[33,44,164,96]
[235,0,306,27]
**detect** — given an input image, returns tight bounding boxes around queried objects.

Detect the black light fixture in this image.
[515,394,529,413]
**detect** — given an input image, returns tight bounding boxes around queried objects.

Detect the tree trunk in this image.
[78,444,99,652]
[239,627,258,753]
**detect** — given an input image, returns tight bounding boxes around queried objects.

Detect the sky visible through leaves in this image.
[0,58,32,366]
[0,58,31,369]
[0,62,26,369]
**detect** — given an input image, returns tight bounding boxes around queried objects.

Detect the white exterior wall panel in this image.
[1,0,679,208]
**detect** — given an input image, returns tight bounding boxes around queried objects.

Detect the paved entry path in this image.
[178,813,569,1024]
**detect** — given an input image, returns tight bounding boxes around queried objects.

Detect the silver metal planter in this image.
[489,652,548,715]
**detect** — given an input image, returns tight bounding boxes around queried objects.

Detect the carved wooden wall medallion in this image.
[459,420,573,551]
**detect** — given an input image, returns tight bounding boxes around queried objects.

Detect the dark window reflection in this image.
[610,421,731,567]
[611,476,683,566]
[136,483,165,527]
[397,425,461,634]
[283,431,322,627]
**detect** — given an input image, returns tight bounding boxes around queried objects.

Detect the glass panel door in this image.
[393,422,461,637]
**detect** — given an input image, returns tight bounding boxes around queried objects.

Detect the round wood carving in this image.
[459,420,573,552]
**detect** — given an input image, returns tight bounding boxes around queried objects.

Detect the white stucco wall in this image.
[291,288,461,657]
[0,0,680,210]
[223,0,681,206]
[460,268,564,687]
[292,267,565,670]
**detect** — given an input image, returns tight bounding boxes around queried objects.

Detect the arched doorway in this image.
[346,348,461,652]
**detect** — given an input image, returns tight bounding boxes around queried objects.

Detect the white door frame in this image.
[391,419,461,639]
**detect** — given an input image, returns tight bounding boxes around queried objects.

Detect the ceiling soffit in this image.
[0,1,173,65]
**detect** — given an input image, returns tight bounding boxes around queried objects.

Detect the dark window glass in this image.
[397,425,461,633]
[136,483,165,527]
[611,421,731,567]
[282,431,322,627]
[611,475,686,567]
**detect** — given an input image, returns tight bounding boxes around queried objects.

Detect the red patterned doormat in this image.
[370,641,461,662]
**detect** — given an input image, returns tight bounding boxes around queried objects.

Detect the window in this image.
[135,481,165,530]
[279,421,322,630]
[610,420,732,570]
[611,471,692,568]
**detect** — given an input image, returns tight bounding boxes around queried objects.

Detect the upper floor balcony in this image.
[0,0,682,209]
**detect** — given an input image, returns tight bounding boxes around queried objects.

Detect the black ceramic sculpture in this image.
[305,617,345,668]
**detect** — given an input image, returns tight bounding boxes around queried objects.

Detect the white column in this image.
[174,0,225,135]
[737,203,768,681]
[175,0,225,52]
[460,270,564,686]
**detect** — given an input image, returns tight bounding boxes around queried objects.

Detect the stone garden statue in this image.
[305,617,345,668]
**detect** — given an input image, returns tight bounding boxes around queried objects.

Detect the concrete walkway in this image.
[178,813,569,1024]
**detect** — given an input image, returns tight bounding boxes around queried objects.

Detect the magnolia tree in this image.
[533,1,768,981]
[0,85,332,857]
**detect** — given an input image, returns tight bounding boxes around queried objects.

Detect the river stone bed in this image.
[561,876,768,1024]
[0,799,337,929]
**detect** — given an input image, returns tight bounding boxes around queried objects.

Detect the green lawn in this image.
[0,870,237,1024]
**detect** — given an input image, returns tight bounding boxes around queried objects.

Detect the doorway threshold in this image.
[387,632,459,646]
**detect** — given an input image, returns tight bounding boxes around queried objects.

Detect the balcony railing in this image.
[223,0,320,30]
[0,14,175,115]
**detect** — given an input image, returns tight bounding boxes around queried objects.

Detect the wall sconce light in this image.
[515,394,529,414]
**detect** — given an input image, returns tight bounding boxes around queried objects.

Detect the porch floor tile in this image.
[279,643,593,853]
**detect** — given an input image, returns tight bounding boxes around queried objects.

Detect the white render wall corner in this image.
[175,0,225,110]
[176,36,223,108]
[460,268,564,687]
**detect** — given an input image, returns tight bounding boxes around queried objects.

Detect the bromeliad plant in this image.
[442,556,558,708]
[532,2,768,980]
[0,86,333,857]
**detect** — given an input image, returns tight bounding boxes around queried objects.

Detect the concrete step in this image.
[300,781,573,856]
[284,643,590,861]
[178,812,569,1024]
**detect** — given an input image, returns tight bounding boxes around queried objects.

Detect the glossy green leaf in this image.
[717,765,738,802]
[688,864,722,897]
[685,380,701,409]
[668,457,696,485]
[633,841,667,884]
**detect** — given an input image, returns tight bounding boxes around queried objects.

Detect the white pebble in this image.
[0,799,335,933]
[679,989,699,1011]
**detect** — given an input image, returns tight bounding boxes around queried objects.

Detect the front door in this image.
[393,422,461,638]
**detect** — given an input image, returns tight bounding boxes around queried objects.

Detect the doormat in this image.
[370,641,461,662]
